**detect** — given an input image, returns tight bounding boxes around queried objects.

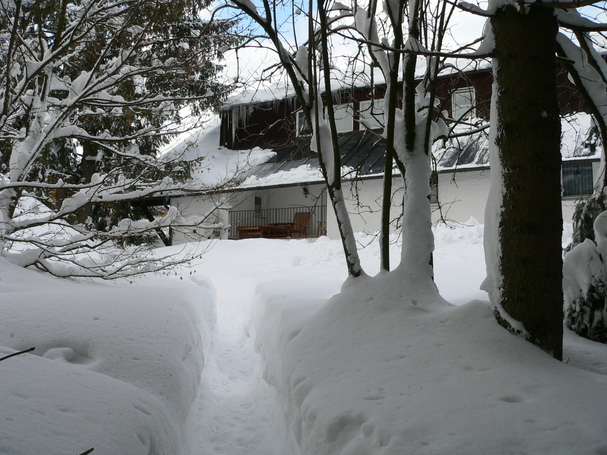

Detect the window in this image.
[359,99,384,130]
[451,87,476,120]
[297,103,354,136]
[562,161,594,197]
[254,196,262,213]
[325,103,353,133]
[296,110,311,136]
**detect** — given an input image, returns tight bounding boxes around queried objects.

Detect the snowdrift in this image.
[252,273,607,455]
[0,258,216,455]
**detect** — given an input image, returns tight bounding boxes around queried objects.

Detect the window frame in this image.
[562,160,594,197]
[297,103,354,136]
[296,109,311,136]
[451,86,476,121]
[358,99,384,130]
[325,103,354,134]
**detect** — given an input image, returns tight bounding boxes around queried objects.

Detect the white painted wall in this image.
[324,165,594,240]
[171,193,234,243]
[324,170,490,239]
[325,177,404,239]
[325,171,490,240]
[435,168,491,224]
[171,162,599,244]
[253,183,325,210]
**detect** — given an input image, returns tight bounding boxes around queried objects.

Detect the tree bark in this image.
[317,0,364,278]
[76,142,98,225]
[491,4,563,359]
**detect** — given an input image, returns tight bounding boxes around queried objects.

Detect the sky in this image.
[214,0,490,98]
[210,0,607,107]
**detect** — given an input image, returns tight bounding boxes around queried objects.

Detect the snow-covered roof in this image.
[224,59,493,109]
[225,82,297,108]
[167,112,600,194]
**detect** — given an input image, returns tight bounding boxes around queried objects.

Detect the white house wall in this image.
[171,193,236,243]
[326,166,592,240]
[324,172,489,239]
[435,168,491,225]
[325,171,490,240]
[434,164,602,228]
[251,184,326,211]
[171,164,598,244]
[325,177,404,239]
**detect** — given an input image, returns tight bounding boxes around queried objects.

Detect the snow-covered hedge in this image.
[0,258,216,454]
[564,211,607,343]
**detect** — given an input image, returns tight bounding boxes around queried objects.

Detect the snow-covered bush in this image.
[563,211,607,343]
[568,195,604,251]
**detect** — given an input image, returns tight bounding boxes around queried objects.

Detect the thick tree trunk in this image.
[490,4,563,359]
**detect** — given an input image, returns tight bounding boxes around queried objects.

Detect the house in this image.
[168,65,601,244]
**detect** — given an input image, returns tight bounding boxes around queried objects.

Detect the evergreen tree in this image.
[0,0,238,277]
[6,0,236,229]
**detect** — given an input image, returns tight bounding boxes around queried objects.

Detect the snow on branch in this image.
[556,8,607,31]
[0,0,236,277]
[456,1,492,17]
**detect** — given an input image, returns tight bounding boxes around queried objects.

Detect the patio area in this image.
[229,206,327,239]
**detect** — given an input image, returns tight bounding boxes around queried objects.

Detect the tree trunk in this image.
[316,0,364,278]
[76,141,98,225]
[490,4,563,359]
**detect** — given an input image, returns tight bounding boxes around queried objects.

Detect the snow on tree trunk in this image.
[395,116,435,283]
[391,0,440,295]
[484,3,563,359]
[0,187,17,239]
[1,89,51,237]
[311,99,364,278]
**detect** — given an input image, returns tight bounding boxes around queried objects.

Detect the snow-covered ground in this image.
[0,259,216,454]
[1,221,607,454]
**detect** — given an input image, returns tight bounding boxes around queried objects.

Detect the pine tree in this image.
[0,0,239,276]
[12,0,236,229]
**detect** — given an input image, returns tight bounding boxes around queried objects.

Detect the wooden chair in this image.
[288,211,311,237]
[268,211,313,238]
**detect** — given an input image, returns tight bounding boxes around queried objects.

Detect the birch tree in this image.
[229,0,365,277]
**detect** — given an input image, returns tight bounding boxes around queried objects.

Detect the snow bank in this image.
[252,272,607,455]
[0,258,216,455]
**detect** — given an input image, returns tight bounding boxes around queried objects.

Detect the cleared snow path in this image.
[187,240,299,455]
[184,230,487,454]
